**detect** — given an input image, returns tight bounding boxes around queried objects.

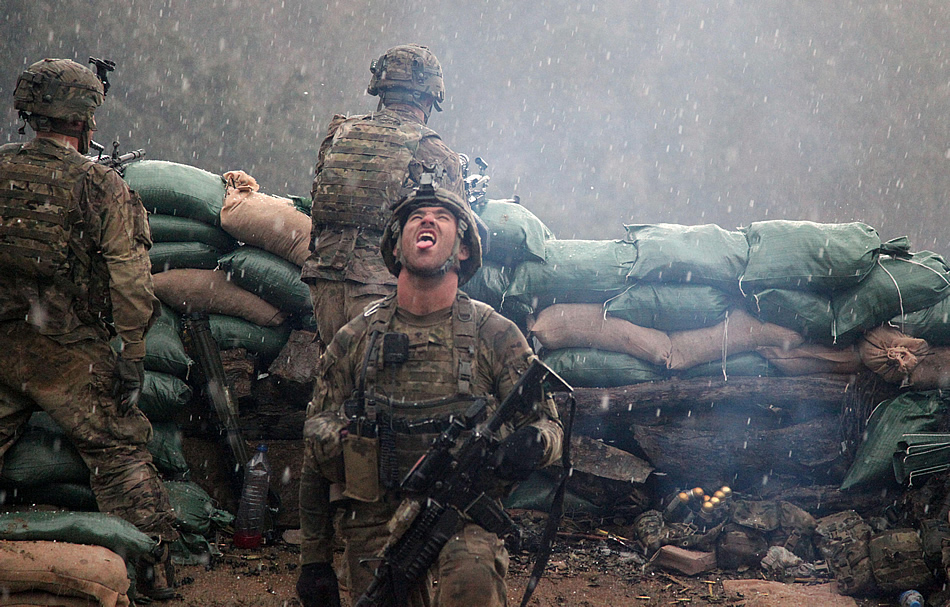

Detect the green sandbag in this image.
[503,468,600,515]
[834,251,950,342]
[150,241,222,273]
[0,426,88,486]
[209,313,291,361]
[123,160,225,226]
[0,511,155,558]
[739,221,883,294]
[678,352,776,379]
[745,288,837,345]
[143,311,194,378]
[148,422,190,478]
[893,298,950,346]
[542,347,668,388]
[507,239,637,303]
[477,199,554,264]
[148,214,236,251]
[840,391,948,491]
[625,223,748,292]
[138,371,193,423]
[605,283,734,331]
[5,482,98,511]
[288,194,312,216]
[218,246,311,315]
[164,481,233,536]
[462,262,512,310]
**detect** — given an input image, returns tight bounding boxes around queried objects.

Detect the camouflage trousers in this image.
[336,496,510,607]
[308,279,393,345]
[0,321,179,541]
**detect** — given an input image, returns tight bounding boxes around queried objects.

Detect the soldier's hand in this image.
[494,426,545,481]
[296,562,341,607]
[113,355,145,413]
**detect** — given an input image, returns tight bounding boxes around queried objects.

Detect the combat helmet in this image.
[367,44,444,119]
[381,174,482,285]
[14,59,104,153]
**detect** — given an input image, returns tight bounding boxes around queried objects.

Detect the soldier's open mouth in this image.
[416,232,436,250]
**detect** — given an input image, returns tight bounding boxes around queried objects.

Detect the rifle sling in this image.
[520,393,577,607]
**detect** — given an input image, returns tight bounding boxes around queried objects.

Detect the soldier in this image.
[296,180,563,606]
[0,58,178,599]
[301,43,467,346]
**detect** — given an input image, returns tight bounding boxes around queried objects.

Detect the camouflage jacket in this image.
[300,106,465,293]
[0,138,157,359]
[300,291,563,563]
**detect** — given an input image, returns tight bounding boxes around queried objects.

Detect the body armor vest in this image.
[347,292,492,492]
[0,142,109,323]
[311,110,436,232]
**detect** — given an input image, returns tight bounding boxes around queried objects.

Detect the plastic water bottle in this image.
[900,590,925,607]
[233,444,270,548]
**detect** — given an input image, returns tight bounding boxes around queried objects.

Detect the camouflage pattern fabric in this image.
[306,280,394,347]
[0,322,178,540]
[0,138,157,359]
[299,291,562,606]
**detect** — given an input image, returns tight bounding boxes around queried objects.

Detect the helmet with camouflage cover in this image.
[367,44,444,118]
[14,58,104,153]
[381,175,482,285]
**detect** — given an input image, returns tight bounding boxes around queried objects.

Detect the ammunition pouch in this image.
[868,528,934,593]
[814,510,877,596]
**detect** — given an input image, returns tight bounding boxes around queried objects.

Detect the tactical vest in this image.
[868,529,934,593]
[342,292,492,500]
[311,110,435,232]
[0,142,108,323]
[814,510,877,596]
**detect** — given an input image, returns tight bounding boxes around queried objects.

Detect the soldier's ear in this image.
[458,243,470,261]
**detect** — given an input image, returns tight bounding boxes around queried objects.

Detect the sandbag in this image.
[834,250,950,341]
[892,297,950,346]
[476,199,554,264]
[220,172,312,266]
[739,220,883,294]
[217,247,311,315]
[0,426,88,486]
[164,481,233,537]
[147,422,189,478]
[152,269,286,327]
[840,391,947,490]
[462,262,512,310]
[858,325,929,384]
[908,348,950,389]
[138,371,193,423]
[758,343,863,376]
[542,347,668,388]
[209,314,291,361]
[744,288,837,345]
[667,308,803,371]
[6,483,98,512]
[123,160,225,226]
[0,511,155,559]
[141,306,193,378]
[605,283,734,331]
[678,352,775,379]
[528,304,671,366]
[148,214,236,251]
[0,540,130,607]
[148,241,221,273]
[507,239,638,303]
[624,223,748,292]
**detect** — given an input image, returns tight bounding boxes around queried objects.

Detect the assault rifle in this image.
[354,358,573,607]
[86,140,146,175]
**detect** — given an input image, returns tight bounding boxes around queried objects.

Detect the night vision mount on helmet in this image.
[381,174,482,285]
[367,44,445,119]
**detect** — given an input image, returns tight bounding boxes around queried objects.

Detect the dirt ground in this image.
[169,525,898,607]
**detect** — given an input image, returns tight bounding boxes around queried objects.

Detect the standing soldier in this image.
[296,179,563,606]
[0,58,178,599]
[301,43,466,346]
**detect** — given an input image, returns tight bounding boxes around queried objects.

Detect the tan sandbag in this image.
[221,171,311,267]
[0,540,130,607]
[757,344,863,376]
[908,348,950,389]
[527,304,671,366]
[668,308,803,370]
[0,591,101,606]
[152,268,287,327]
[859,325,930,384]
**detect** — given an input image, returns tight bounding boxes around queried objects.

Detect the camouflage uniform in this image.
[301,62,465,345]
[0,136,178,542]
[299,292,562,606]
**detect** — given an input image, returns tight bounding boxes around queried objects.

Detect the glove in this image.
[494,426,546,481]
[296,562,341,607]
[113,356,145,413]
